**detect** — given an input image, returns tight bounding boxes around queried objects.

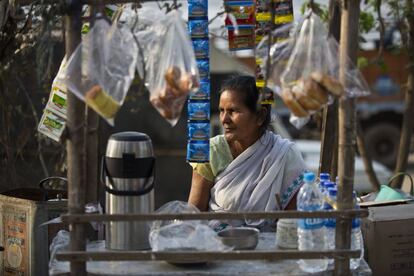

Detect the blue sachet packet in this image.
[189,81,210,100]
[187,140,209,163]
[192,39,209,59]
[188,0,208,18]
[188,18,209,38]
[188,101,210,121]
[188,121,210,140]
[196,59,210,81]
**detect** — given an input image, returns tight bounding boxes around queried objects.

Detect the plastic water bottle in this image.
[324,187,337,265]
[319,173,330,193]
[350,193,364,270]
[297,172,328,273]
[324,182,336,196]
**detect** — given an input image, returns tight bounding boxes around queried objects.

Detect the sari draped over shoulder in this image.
[208,131,306,228]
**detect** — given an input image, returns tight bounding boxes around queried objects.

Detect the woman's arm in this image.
[188,171,214,211]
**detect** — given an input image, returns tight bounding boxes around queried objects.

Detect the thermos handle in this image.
[100,156,155,196]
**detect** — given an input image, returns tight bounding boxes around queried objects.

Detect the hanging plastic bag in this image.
[257,12,370,128]
[63,18,138,125]
[130,9,200,126]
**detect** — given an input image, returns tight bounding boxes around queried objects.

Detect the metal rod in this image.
[61,209,368,223]
[56,249,361,262]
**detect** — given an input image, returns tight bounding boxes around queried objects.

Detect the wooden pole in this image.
[56,250,361,262]
[65,0,87,274]
[319,0,341,178]
[84,3,101,204]
[61,209,368,223]
[335,0,360,275]
[391,0,414,189]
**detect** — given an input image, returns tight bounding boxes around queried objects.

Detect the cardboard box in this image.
[361,203,414,276]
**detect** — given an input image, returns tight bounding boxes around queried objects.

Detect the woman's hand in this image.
[188,171,214,211]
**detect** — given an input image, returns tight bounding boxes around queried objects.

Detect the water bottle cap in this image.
[303,172,315,182]
[328,187,337,196]
[319,173,330,181]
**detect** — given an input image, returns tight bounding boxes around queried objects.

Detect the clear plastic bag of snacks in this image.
[149,201,229,252]
[256,12,370,128]
[130,9,200,126]
[63,18,137,125]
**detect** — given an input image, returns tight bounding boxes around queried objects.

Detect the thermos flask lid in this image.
[109,131,150,142]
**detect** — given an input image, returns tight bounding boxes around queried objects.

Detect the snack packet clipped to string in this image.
[63,18,138,125]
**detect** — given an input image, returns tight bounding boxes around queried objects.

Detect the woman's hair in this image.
[219,75,271,135]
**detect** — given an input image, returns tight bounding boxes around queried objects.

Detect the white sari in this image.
[209,131,306,228]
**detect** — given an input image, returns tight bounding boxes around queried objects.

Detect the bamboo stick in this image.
[65,0,86,274]
[319,0,341,177]
[56,250,361,262]
[336,0,361,274]
[61,209,368,223]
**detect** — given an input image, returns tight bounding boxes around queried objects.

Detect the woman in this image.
[188,76,306,230]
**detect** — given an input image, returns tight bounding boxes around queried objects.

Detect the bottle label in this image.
[298,218,325,230]
[326,218,336,228]
[352,218,361,228]
[298,204,325,230]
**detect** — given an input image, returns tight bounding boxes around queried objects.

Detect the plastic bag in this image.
[149,201,229,251]
[63,18,138,125]
[256,12,370,128]
[130,9,200,126]
[49,230,70,275]
[150,200,203,231]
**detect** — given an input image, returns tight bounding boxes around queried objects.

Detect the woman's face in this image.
[219,89,262,144]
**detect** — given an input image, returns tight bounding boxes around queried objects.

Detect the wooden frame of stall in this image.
[15,0,363,275]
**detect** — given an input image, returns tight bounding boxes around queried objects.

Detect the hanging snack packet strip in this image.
[38,57,68,142]
[187,0,210,163]
[255,0,294,105]
[225,1,255,51]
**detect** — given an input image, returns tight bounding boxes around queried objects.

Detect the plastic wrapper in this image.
[187,140,209,163]
[63,19,137,125]
[188,0,208,18]
[49,230,70,275]
[256,13,370,128]
[188,19,209,38]
[129,9,199,126]
[38,57,68,142]
[189,80,210,100]
[149,201,229,252]
[188,121,210,140]
[150,200,203,231]
[49,231,107,275]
